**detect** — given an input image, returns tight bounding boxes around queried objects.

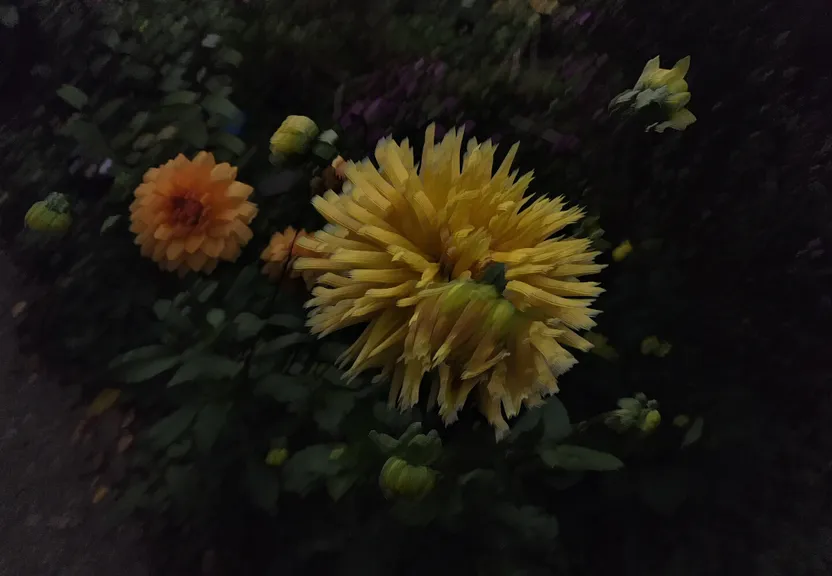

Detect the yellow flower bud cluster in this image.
[379,456,437,500]
[611,56,696,133]
[634,56,696,132]
[604,393,661,434]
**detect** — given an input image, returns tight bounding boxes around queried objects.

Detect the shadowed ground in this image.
[0,251,149,576]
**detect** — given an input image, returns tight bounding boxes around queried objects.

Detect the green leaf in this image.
[0,5,19,27]
[100,215,121,234]
[206,308,226,328]
[201,94,241,119]
[495,504,559,541]
[401,430,442,466]
[268,314,305,330]
[193,403,229,453]
[246,460,280,511]
[233,312,265,340]
[63,119,112,158]
[539,445,623,472]
[56,85,88,110]
[118,356,181,383]
[162,91,200,106]
[89,54,112,77]
[210,132,246,155]
[122,63,155,81]
[167,355,242,386]
[197,281,218,303]
[98,28,120,48]
[147,406,198,449]
[166,439,192,458]
[224,265,258,307]
[314,391,355,435]
[159,66,187,92]
[177,118,208,149]
[256,333,312,355]
[368,430,399,454]
[682,417,704,448]
[255,374,311,407]
[282,445,341,495]
[109,345,171,368]
[217,48,243,67]
[508,407,543,442]
[327,473,358,501]
[542,396,571,442]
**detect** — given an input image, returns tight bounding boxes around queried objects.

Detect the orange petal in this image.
[185,234,205,253]
[167,240,185,261]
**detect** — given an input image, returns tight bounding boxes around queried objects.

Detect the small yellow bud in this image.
[270,115,319,155]
[612,240,633,262]
[639,410,661,433]
[264,448,289,467]
[329,446,346,460]
[673,415,690,428]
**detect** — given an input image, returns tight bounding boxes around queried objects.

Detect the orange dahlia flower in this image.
[261,226,319,287]
[129,152,258,274]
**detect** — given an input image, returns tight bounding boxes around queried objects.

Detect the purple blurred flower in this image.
[576,11,592,26]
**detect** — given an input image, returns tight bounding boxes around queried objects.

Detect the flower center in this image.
[170,195,204,227]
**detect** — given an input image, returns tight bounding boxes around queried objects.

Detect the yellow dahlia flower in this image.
[129,152,257,274]
[295,125,604,437]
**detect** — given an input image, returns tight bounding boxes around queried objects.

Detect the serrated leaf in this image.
[167,355,242,386]
[401,430,442,466]
[147,406,198,449]
[57,85,88,110]
[197,281,218,302]
[153,299,171,319]
[206,308,226,327]
[210,132,246,155]
[166,439,192,458]
[162,91,199,106]
[495,504,559,541]
[109,345,172,368]
[63,119,112,158]
[118,356,181,383]
[217,48,243,67]
[314,391,355,435]
[98,28,120,48]
[193,403,229,453]
[100,215,121,235]
[0,5,19,27]
[327,473,358,501]
[201,94,241,119]
[681,417,704,448]
[268,314,305,330]
[542,396,571,442]
[539,445,623,472]
[368,430,399,453]
[255,374,311,407]
[233,312,265,340]
[256,333,312,355]
[282,445,341,495]
[177,118,208,148]
[122,63,155,81]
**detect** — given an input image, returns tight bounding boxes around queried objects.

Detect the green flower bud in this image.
[265,447,289,466]
[269,115,319,155]
[639,410,661,433]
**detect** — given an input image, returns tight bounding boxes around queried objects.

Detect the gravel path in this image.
[0,251,150,576]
